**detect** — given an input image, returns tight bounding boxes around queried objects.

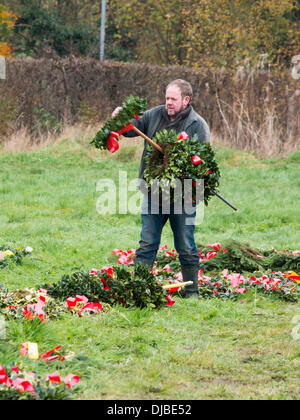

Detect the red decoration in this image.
[191,155,202,165]
[107,115,141,154]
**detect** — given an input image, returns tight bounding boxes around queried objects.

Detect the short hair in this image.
[166,79,193,102]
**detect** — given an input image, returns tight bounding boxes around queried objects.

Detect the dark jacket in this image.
[124,104,211,181]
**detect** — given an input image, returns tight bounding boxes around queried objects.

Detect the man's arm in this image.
[188,118,211,144]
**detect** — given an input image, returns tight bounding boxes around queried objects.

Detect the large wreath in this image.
[143,129,221,205]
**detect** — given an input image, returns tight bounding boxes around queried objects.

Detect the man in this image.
[113,79,210,299]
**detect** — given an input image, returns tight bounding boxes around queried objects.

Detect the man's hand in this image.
[111,106,122,119]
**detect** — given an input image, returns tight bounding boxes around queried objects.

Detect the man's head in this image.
[165,79,193,119]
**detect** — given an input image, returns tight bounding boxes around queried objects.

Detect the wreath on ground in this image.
[90,96,147,152]
[0,246,32,269]
[143,129,220,205]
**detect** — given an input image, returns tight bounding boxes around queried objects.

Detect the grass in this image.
[0,134,299,400]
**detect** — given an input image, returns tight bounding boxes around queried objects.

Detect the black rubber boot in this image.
[181,265,199,299]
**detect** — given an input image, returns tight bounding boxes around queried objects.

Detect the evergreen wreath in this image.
[143,129,221,205]
[90,95,147,151]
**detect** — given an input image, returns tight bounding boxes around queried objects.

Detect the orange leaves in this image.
[0,7,17,31]
[0,5,17,57]
[0,9,17,28]
[0,42,11,57]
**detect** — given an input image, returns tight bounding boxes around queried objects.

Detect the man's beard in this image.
[166,104,185,118]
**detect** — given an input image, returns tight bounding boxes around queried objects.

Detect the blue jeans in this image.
[134,196,199,268]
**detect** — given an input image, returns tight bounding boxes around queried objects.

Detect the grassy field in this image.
[0,135,299,400]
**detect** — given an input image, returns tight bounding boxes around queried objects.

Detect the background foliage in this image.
[0,0,299,68]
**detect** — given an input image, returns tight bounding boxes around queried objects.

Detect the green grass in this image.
[0,137,299,400]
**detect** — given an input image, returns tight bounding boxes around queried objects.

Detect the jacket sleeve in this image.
[188,118,211,144]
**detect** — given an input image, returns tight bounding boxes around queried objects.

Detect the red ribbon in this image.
[191,155,202,165]
[107,115,141,154]
[165,294,175,307]
[284,271,300,282]
[66,295,89,310]
[79,302,103,316]
[107,131,120,153]
[47,371,80,388]
[40,345,64,362]
[207,243,222,252]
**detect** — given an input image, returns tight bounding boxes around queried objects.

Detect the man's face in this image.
[165,85,190,118]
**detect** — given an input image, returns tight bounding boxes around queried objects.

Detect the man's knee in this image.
[177,247,199,265]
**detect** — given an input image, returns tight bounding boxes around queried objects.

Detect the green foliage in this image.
[91,96,147,150]
[155,240,300,275]
[32,107,61,134]
[3,0,299,66]
[107,264,166,309]
[104,12,137,62]
[41,263,166,310]
[143,129,221,205]
[108,0,299,67]
[12,2,97,57]
[41,271,109,303]
[260,250,300,273]
[0,245,31,269]
[200,241,300,273]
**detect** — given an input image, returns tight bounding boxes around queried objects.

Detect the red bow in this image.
[107,115,140,154]
[107,131,120,153]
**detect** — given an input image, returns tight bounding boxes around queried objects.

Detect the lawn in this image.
[0,135,299,400]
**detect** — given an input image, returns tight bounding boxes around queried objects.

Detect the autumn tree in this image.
[1,0,298,66]
[108,0,191,65]
[0,3,17,57]
[108,0,299,68]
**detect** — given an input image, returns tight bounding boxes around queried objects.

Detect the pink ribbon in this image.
[177,131,189,142]
[23,295,46,322]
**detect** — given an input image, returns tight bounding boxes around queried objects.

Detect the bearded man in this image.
[112,79,210,299]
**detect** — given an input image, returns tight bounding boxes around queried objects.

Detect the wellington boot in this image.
[181,265,199,299]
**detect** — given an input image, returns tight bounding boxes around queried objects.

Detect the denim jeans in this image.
[134,196,199,268]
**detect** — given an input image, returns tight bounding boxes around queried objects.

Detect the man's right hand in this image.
[111,106,122,119]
